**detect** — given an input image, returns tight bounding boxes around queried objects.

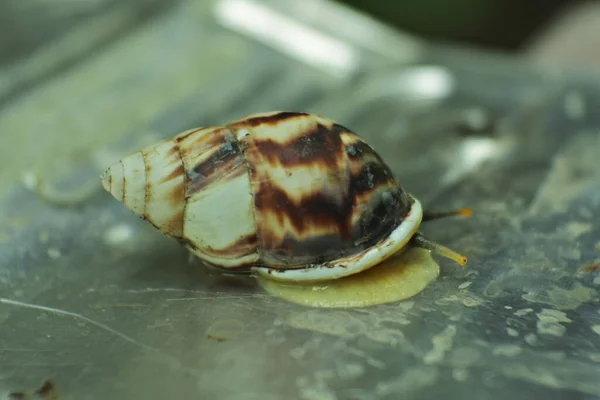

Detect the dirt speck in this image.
[8,380,60,400]
[206,334,228,342]
[578,261,600,273]
[205,319,244,342]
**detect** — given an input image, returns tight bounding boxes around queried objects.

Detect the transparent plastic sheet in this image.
[1,0,600,399]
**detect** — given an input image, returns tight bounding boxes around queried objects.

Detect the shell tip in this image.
[100,168,111,193]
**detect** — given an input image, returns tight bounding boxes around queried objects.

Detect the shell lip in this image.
[252,195,424,282]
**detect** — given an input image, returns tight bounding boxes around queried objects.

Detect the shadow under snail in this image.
[100,111,470,282]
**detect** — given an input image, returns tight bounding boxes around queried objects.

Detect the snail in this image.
[101,111,470,282]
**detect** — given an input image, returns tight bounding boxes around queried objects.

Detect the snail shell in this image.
[101,111,428,282]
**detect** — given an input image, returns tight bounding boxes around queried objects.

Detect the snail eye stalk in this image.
[410,232,467,266]
[422,208,472,222]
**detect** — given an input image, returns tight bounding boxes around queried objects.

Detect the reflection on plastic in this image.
[392,66,455,100]
[388,66,454,99]
[353,66,455,106]
[460,137,498,170]
[214,0,359,78]
[441,136,503,186]
[104,223,135,246]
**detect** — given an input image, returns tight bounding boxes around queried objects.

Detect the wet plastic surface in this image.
[1,1,600,399]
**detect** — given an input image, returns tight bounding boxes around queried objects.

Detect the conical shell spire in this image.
[100,139,186,238]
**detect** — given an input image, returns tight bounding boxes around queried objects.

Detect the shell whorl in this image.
[101,111,415,274]
[101,138,185,237]
[228,112,413,269]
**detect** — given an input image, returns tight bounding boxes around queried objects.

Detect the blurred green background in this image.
[343,0,581,50]
[0,0,587,67]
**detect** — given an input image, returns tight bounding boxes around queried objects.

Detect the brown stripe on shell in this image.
[176,127,226,159]
[139,139,186,238]
[342,134,385,164]
[261,193,415,272]
[140,151,150,222]
[339,126,414,243]
[187,142,245,196]
[254,183,352,240]
[118,160,126,202]
[242,122,346,169]
[177,126,247,197]
[174,124,258,270]
[142,150,152,222]
[161,209,185,237]
[239,117,349,207]
[232,111,309,128]
[180,233,257,259]
[339,127,404,222]
[167,144,180,156]
[166,140,186,234]
[238,114,413,267]
[168,179,186,207]
[350,186,413,248]
[347,162,397,206]
[233,112,326,146]
[174,126,208,141]
[161,163,185,184]
[255,184,412,267]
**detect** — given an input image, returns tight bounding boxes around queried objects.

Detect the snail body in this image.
[101,111,467,282]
